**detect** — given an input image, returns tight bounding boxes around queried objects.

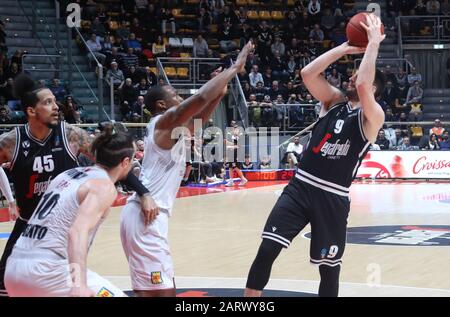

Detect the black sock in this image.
[318,265,341,297]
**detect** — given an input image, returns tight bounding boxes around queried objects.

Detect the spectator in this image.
[269,80,286,100]
[393,67,407,87]
[286,56,298,76]
[271,36,286,57]
[383,81,398,111]
[443,0,450,15]
[430,119,446,138]
[193,34,209,58]
[252,81,267,101]
[106,61,124,87]
[270,51,289,82]
[259,155,272,170]
[390,128,404,149]
[218,21,237,52]
[397,136,419,150]
[321,8,336,33]
[161,7,176,34]
[135,139,145,162]
[248,65,264,88]
[248,94,261,127]
[286,136,303,168]
[327,68,341,88]
[49,78,67,102]
[198,7,212,33]
[0,107,12,124]
[86,33,106,65]
[440,131,450,150]
[126,33,142,53]
[242,155,254,170]
[144,67,157,87]
[119,78,138,105]
[131,95,145,119]
[408,67,422,85]
[6,62,20,79]
[122,47,139,70]
[405,81,423,105]
[135,78,150,97]
[309,24,325,43]
[426,0,441,15]
[375,130,390,150]
[308,0,322,24]
[423,133,441,150]
[152,35,166,58]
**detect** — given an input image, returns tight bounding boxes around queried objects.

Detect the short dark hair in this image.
[374,69,386,98]
[91,131,135,169]
[144,85,169,115]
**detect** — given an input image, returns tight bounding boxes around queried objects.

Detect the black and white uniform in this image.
[5,166,125,297]
[0,122,78,295]
[262,102,371,266]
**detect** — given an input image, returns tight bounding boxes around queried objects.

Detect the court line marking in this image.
[103,275,450,294]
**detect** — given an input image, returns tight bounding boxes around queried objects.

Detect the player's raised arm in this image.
[155,42,254,131]
[301,43,365,111]
[357,14,386,143]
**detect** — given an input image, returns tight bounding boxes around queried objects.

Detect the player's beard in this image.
[345,87,360,102]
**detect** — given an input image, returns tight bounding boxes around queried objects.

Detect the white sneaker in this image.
[238,178,248,186]
[225,180,234,187]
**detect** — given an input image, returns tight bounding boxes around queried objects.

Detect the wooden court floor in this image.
[1,181,450,297]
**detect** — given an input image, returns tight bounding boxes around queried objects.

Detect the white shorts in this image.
[120,201,174,291]
[5,248,125,297]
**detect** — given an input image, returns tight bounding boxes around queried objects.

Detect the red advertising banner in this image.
[356,151,450,179]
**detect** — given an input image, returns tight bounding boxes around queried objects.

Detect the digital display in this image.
[243,170,295,181]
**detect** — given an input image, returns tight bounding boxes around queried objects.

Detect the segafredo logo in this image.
[304,226,450,246]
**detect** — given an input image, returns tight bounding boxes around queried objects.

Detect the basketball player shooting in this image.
[120,42,254,297]
[244,14,386,297]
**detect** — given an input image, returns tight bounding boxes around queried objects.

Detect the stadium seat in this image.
[164,67,177,78]
[247,11,259,20]
[248,0,260,6]
[169,37,182,48]
[182,37,194,48]
[176,67,189,79]
[259,11,271,20]
[271,11,284,20]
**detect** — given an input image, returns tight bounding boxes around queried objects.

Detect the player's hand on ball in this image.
[341,42,367,55]
[360,14,386,45]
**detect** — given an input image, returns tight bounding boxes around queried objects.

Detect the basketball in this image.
[346,12,385,47]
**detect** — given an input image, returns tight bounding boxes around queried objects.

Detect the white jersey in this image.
[14,166,110,259]
[131,115,186,215]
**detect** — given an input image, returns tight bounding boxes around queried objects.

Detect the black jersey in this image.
[296,102,371,197]
[9,122,79,219]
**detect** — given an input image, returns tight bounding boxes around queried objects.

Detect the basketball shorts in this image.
[5,248,125,297]
[120,201,174,291]
[262,177,350,267]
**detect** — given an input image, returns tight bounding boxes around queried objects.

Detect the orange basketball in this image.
[346,12,385,47]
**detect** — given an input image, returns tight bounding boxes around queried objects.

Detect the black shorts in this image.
[262,177,350,267]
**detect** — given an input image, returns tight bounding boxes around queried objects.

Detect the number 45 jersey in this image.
[10,122,79,219]
[297,103,372,197]
[14,166,109,258]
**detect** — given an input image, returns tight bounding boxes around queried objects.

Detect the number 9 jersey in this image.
[9,122,79,220]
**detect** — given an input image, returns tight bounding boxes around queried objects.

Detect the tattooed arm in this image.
[64,122,95,160]
[0,129,17,165]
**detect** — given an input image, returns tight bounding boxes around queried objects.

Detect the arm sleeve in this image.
[0,167,14,203]
[121,171,150,196]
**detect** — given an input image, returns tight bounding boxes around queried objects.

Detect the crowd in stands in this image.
[1,0,450,177]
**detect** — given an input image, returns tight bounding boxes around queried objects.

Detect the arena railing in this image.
[353,58,414,74]
[398,15,450,44]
